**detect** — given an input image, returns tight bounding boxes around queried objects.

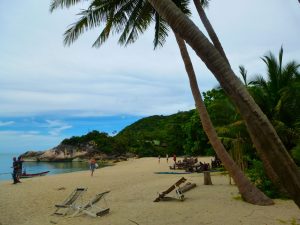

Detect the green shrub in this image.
[291,143,300,165]
[246,159,282,198]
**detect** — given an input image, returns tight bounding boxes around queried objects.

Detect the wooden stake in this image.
[204,171,212,185]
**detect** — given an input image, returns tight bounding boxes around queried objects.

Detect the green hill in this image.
[61,109,212,157]
[115,110,198,156]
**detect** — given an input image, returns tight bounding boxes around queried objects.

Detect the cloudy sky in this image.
[0,0,299,153]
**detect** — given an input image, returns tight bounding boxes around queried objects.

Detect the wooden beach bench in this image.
[53,187,87,216]
[71,190,110,217]
[154,177,187,202]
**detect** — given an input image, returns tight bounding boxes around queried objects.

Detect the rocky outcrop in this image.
[21,142,96,162]
[21,142,132,162]
[37,147,87,162]
[20,151,44,161]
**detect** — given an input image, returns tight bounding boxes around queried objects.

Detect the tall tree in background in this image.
[50,0,273,205]
[251,47,300,126]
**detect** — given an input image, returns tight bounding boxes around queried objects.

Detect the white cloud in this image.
[0,121,15,127]
[48,125,73,136]
[44,120,72,136]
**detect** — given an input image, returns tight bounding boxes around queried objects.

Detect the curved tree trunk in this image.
[148,0,300,208]
[193,0,287,195]
[174,32,273,205]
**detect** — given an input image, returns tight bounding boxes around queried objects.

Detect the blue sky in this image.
[0,0,299,153]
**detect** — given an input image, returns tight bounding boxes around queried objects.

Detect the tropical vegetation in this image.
[50,0,300,206]
[60,47,300,199]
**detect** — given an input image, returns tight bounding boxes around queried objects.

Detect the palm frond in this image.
[278,45,283,74]
[199,0,210,8]
[124,1,153,46]
[117,0,152,46]
[239,65,248,86]
[173,0,191,16]
[64,6,108,46]
[50,0,84,12]
[250,74,268,89]
[153,12,169,49]
[92,9,115,47]
[262,53,279,93]
[281,61,300,84]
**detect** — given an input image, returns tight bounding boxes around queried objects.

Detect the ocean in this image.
[0,152,92,181]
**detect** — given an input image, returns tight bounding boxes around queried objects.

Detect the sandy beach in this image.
[0,157,299,225]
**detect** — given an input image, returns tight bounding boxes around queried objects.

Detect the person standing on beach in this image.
[89,157,96,176]
[17,156,24,181]
[166,154,169,163]
[173,154,177,163]
[158,155,161,164]
[12,157,19,184]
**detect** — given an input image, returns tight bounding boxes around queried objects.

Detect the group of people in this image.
[12,156,24,184]
[158,154,176,164]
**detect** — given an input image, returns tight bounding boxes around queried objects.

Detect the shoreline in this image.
[0,157,299,225]
[0,159,116,182]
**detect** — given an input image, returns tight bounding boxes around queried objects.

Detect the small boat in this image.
[20,171,50,178]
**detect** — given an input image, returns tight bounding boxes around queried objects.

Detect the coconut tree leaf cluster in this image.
[250,47,300,128]
[50,0,191,49]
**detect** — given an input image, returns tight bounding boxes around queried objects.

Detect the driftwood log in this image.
[204,171,212,185]
[179,182,196,193]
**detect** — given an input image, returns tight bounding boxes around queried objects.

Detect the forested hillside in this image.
[62,109,212,157]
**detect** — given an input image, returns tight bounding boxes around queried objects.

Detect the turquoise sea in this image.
[0,153,92,181]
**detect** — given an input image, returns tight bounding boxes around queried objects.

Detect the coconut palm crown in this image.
[250,47,300,125]
[50,0,191,49]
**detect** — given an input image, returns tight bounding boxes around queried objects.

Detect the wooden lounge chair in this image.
[53,187,87,216]
[154,177,186,202]
[71,190,110,217]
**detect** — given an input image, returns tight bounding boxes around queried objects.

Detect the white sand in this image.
[0,157,299,225]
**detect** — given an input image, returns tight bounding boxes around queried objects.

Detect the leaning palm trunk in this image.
[148,0,300,208]
[174,32,273,205]
[193,0,287,195]
[193,0,229,65]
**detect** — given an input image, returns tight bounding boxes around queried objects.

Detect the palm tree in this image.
[50,0,273,204]
[194,0,292,196]
[251,47,300,125]
[174,33,272,204]
[143,0,300,207]
[247,48,300,197]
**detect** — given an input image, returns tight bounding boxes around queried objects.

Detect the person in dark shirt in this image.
[12,157,18,184]
[173,154,177,163]
[16,156,24,182]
